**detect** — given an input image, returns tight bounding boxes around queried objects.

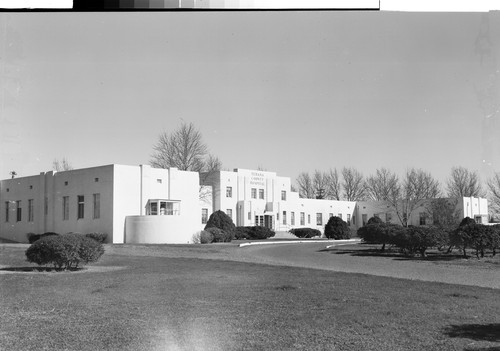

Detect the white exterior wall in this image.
[462,197,489,224]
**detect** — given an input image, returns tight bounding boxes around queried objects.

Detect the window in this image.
[283,211,287,225]
[308,214,311,224]
[251,188,257,199]
[362,214,367,226]
[93,194,100,219]
[64,181,68,186]
[201,208,208,224]
[316,213,322,226]
[6,188,9,192]
[226,209,232,219]
[77,195,85,219]
[291,212,295,225]
[5,202,9,222]
[28,199,34,222]
[226,186,232,198]
[157,179,162,184]
[95,178,99,182]
[352,215,356,225]
[419,212,426,226]
[16,201,21,222]
[63,196,69,220]
[475,216,482,224]
[150,202,158,215]
[385,212,392,223]
[347,214,351,226]
[329,213,333,218]
[338,213,342,219]
[248,212,251,220]
[29,185,33,190]
[259,189,264,199]
[281,191,286,201]
[300,212,305,226]
[277,212,279,220]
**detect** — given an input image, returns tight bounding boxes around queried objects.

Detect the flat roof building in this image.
[0,164,490,244]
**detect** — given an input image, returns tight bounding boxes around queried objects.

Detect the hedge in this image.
[288,228,321,238]
[27,232,59,244]
[234,226,275,240]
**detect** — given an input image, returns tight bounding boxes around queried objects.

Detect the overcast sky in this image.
[1,10,499,189]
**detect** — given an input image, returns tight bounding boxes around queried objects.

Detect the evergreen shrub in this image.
[324,216,351,239]
[288,228,321,238]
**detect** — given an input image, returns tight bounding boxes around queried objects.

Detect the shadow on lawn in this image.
[318,247,467,261]
[0,266,84,272]
[444,323,500,343]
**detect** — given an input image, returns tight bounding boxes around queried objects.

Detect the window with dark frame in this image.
[282,211,286,225]
[93,194,100,219]
[5,201,9,222]
[28,199,34,222]
[226,186,232,198]
[16,201,21,222]
[63,196,69,220]
[201,208,208,224]
[281,190,286,201]
[300,212,305,226]
[316,213,322,226]
[77,195,84,219]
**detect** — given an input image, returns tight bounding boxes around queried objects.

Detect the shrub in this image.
[357,223,399,251]
[235,226,275,240]
[25,234,104,270]
[205,227,232,243]
[367,216,384,226]
[324,216,350,240]
[27,232,59,244]
[205,210,236,239]
[391,226,449,257]
[199,230,214,244]
[289,228,321,239]
[85,232,108,243]
[490,225,500,256]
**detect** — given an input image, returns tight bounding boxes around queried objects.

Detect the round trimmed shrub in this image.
[25,234,104,270]
[205,210,236,238]
[289,228,321,239]
[324,216,351,240]
[367,216,384,226]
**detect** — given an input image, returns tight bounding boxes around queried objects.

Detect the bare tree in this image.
[53,158,73,172]
[365,168,399,201]
[150,122,208,172]
[388,168,441,227]
[446,166,484,198]
[326,168,341,200]
[341,167,366,201]
[313,170,330,199]
[487,172,500,217]
[296,172,315,199]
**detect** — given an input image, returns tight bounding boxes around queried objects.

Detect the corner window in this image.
[226,186,232,198]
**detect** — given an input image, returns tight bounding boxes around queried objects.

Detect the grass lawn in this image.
[0,244,499,351]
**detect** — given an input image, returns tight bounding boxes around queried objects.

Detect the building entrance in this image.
[255,215,274,230]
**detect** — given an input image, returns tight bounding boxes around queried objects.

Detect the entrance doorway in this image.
[255,215,274,229]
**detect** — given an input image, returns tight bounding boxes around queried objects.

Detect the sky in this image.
[1,9,499,190]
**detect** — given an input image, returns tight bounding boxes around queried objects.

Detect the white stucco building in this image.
[0,164,490,244]
[0,164,204,244]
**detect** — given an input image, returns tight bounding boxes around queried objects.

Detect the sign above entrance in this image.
[250,172,265,187]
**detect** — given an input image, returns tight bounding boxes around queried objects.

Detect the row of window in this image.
[4,194,101,223]
[4,178,101,193]
[225,187,287,201]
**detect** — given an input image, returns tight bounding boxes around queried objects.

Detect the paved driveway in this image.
[237,242,500,289]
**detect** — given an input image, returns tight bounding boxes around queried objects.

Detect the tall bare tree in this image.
[365,168,399,201]
[487,172,500,217]
[388,168,441,227]
[296,172,315,199]
[446,166,484,198]
[53,158,73,172]
[341,167,366,201]
[326,168,342,200]
[313,170,330,199]
[150,122,208,172]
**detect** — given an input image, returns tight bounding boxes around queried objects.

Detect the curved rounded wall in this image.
[125,215,197,244]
